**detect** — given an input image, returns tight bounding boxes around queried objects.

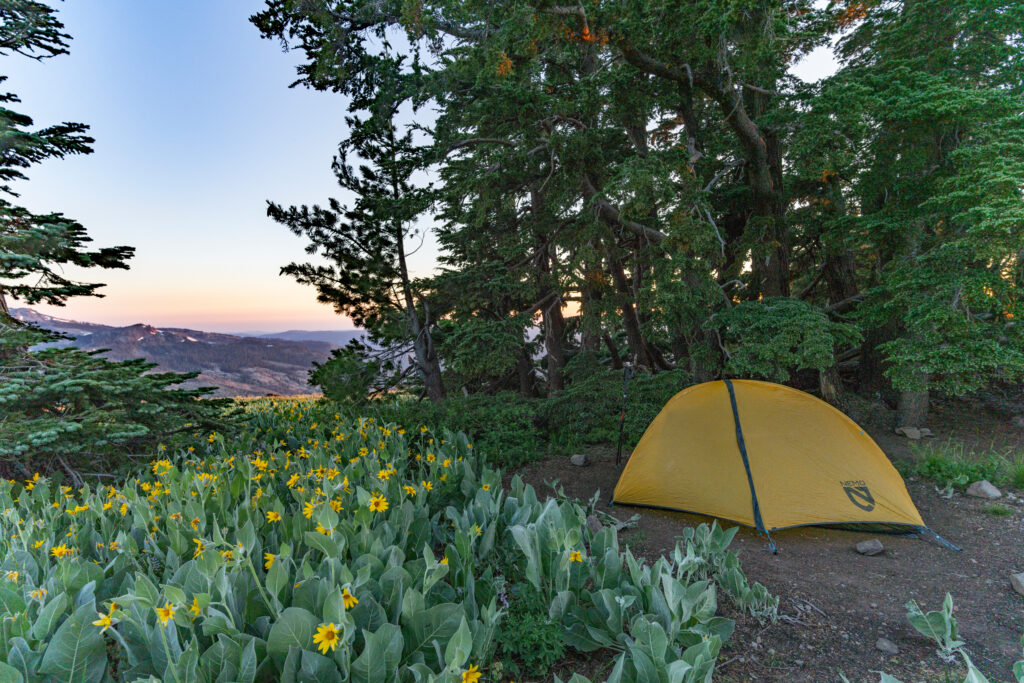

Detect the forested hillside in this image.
[254,0,1024,426]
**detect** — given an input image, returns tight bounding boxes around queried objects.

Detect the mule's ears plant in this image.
[905,593,964,662]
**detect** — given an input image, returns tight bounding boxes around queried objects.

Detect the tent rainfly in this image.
[612,379,957,550]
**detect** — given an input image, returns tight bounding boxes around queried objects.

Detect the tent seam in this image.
[723,379,774,550]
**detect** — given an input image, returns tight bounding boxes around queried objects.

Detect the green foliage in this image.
[981,503,1012,517]
[707,298,861,382]
[252,0,1024,422]
[362,392,544,469]
[906,593,964,662]
[0,400,757,681]
[0,2,133,308]
[309,342,382,405]
[0,336,236,476]
[496,584,565,678]
[357,356,697,465]
[542,354,691,455]
[903,442,1024,491]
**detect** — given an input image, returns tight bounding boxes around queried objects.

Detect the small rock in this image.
[894,426,922,440]
[1011,572,1024,597]
[569,453,590,467]
[875,638,900,655]
[586,514,603,535]
[856,538,885,556]
[966,480,1002,500]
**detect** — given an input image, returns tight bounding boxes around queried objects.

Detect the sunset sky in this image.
[10,1,836,334]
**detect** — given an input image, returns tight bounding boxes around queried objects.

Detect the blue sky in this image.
[9,0,390,331]
[10,1,836,333]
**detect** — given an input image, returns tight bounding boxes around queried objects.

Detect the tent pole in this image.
[615,364,634,466]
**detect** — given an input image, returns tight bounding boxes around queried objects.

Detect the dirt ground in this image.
[515,398,1024,682]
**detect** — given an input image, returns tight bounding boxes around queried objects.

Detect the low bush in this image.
[0,399,767,682]
[905,441,1024,491]
[495,583,565,679]
[541,354,692,456]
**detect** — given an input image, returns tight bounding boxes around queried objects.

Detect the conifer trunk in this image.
[395,206,445,402]
[896,370,930,428]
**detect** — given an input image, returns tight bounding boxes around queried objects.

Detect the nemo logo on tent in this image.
[842,480,876,512]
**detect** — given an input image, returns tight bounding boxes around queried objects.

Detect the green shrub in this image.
[983,503,1013,516]
[496,584,566,678]
[541,353,692,455]
[358,391,545,468]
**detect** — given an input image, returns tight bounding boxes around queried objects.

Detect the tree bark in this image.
[896,379,930,428]
[542,298,566,393]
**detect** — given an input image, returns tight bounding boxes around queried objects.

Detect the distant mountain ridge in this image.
[250,329,362,346]
[10,308,359,397]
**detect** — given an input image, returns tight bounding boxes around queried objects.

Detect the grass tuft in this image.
[982,503,1014,516]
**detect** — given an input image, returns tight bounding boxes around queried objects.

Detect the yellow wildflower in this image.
[369,493,389,513]
[313,622,340,654]
[155,602,176,626]
[92,612,113,632]
[462,664,482,683]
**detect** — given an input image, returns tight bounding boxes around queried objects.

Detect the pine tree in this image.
[267,87,446,400]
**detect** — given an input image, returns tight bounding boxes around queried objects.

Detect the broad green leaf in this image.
[443,617,472,669]
[37,601,107,683]
[31,592,69,640]
[0,661,24,683]
[267,558,288,598]
[351,623,403,683]
[267,607,319,664]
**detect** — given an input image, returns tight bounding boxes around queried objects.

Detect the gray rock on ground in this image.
[1011,572,1024,597]
[570,453,590,467]
[855,539,885,556]
[875,638,900,655]
[965,480,1002,500]
[894,426,922,440]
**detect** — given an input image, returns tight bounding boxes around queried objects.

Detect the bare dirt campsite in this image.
[518,397,1024,682]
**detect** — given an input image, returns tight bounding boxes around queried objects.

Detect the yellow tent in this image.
[613,379,926,541]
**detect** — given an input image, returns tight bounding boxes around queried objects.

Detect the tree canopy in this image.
[255,0,1022,423]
